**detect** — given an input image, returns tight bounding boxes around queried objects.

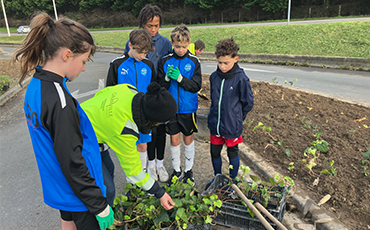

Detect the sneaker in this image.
[157,165,169,182]
[167,169,183,186]
[183,169,195,186]
[148,164,158,181]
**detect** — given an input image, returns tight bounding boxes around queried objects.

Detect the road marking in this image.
[71,79,105,99]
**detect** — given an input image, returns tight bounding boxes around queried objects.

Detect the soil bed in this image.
[198,74,370,230]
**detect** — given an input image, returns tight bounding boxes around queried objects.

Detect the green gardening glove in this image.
[95,205,114,230]
[168,67,181,81]
[166,65,174,76]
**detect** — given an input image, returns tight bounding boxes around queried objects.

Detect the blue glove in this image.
[168,67,181,81]
[95,205,114,230]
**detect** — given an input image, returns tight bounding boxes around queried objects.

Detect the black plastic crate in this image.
[215,195,286,230]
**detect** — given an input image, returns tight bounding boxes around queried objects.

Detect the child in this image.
[106,29,155,177]
[206,38,254,189]
[124,4,172,183]
[158,24,202,186]
[12,13,114,230]
[81,82,176,211]
[189,40,205,56]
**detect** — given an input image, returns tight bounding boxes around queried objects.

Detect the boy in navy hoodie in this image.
[206,38,254,189]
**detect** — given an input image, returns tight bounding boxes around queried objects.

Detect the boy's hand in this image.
[167,65,174,75]
[168,67,181,81]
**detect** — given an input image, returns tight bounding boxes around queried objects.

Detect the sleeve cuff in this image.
[165,75,171,82]
[177,75,183,83]
[146,181,166,198]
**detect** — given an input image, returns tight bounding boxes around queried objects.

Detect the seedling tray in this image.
[215,197,286,230]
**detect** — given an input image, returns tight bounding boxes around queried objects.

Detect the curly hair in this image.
[139,4,163,28]
[215,38,239,58]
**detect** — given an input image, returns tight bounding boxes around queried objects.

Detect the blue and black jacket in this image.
[125,33,172,75]
[24,68,107,214]
[208,63,254,139]
[158,50,202,114]
[106,53,155,92]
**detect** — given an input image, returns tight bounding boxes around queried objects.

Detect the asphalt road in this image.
[3,47,368,106]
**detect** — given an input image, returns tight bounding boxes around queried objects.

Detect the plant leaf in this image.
[205,215,213,224]
[284,149,291,157]
[364,151,370,159]
[173,199,182,207]
[250,175,260,182]
[153,211,170,224]
[316,143,328,153]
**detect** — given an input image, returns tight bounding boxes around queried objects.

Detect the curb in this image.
[199,52,370,69]
[0,76,31,107]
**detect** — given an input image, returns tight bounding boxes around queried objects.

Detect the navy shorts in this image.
[60,210,100,230]
[166,113,198,136]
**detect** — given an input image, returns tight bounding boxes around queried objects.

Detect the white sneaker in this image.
[157,165,169,182]
[148,164,158,180]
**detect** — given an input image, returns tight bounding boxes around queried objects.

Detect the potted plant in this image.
[110,176,222,230]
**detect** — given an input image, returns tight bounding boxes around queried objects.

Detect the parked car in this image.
[17,26,30,34]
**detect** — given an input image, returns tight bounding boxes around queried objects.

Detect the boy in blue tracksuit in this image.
[124,5,173,183]
[206,38,254,189]
[106,29,155,191]
[158,25,202,186]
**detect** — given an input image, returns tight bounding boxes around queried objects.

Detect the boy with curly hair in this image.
[206,38,254,189]
[158,24,202,186]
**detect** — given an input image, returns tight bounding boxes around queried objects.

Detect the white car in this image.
[17,26,30,34]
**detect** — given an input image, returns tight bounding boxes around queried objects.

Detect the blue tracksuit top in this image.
[24,68,107,214]
[106,53,155,92]
[158,50,202,114]
[125,33,172,75]
[208,65,254,139]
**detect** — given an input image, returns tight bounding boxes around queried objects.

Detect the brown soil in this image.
[0,59,26,91]
[198,74,370,230]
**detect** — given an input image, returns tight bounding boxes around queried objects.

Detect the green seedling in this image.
[272,77,278,84]
[288,162,295,170]
[321,160,336,176]
[243,119,254,126]
[284,78,298,87]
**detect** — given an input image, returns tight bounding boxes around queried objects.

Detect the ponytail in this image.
[12,13,96,85]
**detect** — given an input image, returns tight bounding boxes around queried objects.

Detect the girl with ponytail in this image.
[12,13,113,230]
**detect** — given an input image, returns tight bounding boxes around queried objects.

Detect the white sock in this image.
[170,144,181,172]
[148,159,156,168]
[157,159,164,169]
[139,151,147,171]
[185,141,195,172]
